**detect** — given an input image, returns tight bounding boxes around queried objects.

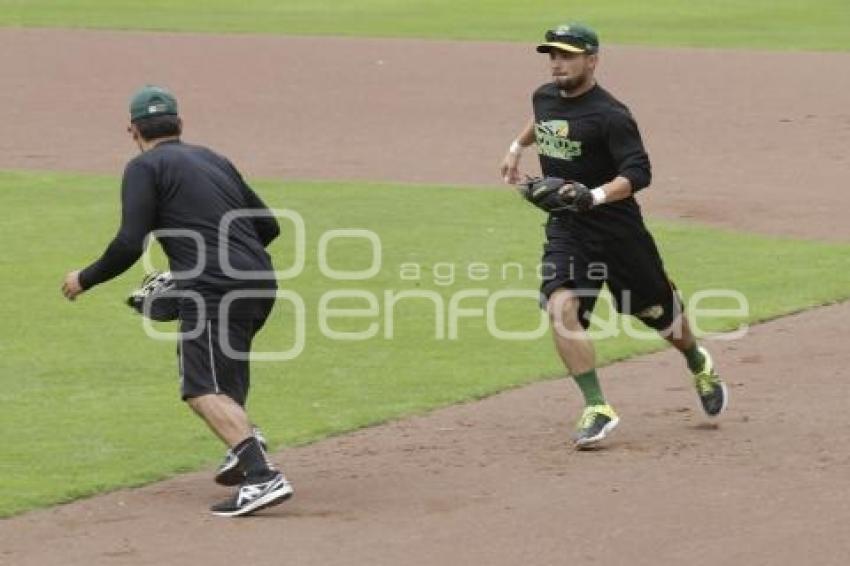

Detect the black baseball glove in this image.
[517,177,594,213]
[559,181,594,213]
[127,271,180,322]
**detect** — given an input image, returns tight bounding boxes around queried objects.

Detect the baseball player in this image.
[61,86,292,516]
[500,24,728,447]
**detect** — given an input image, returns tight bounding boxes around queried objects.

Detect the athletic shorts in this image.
[177,297,274,406]
[540,222,681,331]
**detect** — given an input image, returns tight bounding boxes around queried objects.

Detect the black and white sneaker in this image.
[574,404,620,448]
[214,426,269,486]
[211,471,293,518]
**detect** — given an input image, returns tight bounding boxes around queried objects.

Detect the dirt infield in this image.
[2,28,849,565]
[4,28,850,240]
[3,303,849,566]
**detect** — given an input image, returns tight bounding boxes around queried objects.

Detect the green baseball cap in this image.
[536,23,600,54]
[129,85,179,122]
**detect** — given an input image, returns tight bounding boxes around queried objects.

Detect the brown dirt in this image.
[2,28,849,565]
[4,28,850,240]
[3,303,850,566]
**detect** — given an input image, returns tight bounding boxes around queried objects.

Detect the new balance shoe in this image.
[574,404,619,448]
[210,471,293,518]
[215,426,268,486]
[693,347,728,417]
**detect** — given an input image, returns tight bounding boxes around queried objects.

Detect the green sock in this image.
[683,344,705,374]
[574,369,605,406]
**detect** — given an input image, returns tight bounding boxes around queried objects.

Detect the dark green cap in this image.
[129,85,179,122]
[537,23,600,54]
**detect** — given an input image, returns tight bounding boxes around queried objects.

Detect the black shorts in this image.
[540,223,681,331]
[177,298,274,406]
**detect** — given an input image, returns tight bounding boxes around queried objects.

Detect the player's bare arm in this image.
[593,175,633,204]
[500,117,535,184]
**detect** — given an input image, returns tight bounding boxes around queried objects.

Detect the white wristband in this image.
[591,187,607,206]
[509,139,524,155]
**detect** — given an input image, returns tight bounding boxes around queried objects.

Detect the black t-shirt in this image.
[79,140,280,319]
[533,83,652,240]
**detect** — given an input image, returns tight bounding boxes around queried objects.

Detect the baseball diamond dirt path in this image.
[2,28,850,566]
[2,303,850,566]
[2,28,850,240]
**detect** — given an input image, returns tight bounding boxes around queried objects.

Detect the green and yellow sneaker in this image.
[574,404,619,448]
[693,347,728,417]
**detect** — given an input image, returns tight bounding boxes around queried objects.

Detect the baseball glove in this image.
[127,271,179,322]
[559,181,594,213]
[516,177,593,213]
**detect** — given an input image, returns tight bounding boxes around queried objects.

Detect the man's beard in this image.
[554,73,586,93]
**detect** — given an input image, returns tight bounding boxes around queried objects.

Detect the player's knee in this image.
[185,393,216,413]
[547,289,582,326]
[185,395,203,411]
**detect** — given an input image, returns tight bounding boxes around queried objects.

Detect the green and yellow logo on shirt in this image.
[535,120,582,160]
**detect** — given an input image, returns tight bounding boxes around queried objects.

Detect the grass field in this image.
[1,0,849,50]
[1,170,849,517]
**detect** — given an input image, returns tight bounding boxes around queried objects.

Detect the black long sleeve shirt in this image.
[80,140,279,319]
[532,83,652,240]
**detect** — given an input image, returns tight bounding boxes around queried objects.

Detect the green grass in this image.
[1,169,849,517]
[0,0,849,51]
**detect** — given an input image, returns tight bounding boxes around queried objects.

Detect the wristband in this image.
[509,139,524,155]
[591,187,607,206]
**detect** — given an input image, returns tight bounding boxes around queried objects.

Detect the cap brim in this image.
[536,42,587,54]
[130,110,178,122]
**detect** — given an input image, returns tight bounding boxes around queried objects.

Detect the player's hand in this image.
[558,182,594,212]
[500,151,522,184]
[62,270,84,301]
